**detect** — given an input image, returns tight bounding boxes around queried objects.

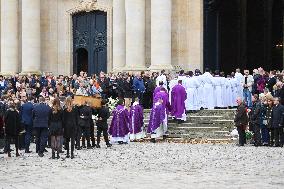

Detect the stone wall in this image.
[0,0,204,75]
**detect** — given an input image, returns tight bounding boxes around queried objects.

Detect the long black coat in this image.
[271,104,284,128]
[49,110,63,136]
[63,107,78,138]
[5,109,21,136]
[96,106,110,129]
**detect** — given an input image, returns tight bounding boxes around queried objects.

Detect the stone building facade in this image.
[0,0,203,76]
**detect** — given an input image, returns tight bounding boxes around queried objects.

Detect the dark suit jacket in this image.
[33,103,51,128]
[96,106,110,128]
[249,101,261,125]
[234,103,248,127]
[5,109,21,136]
[271,104,284,128]
[78,105,92,127]
[20,102,34,126]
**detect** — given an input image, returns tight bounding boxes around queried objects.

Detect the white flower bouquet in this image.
[107,97,119,112]
[92,114,98,121]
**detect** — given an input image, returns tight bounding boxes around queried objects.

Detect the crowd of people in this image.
[1,66,284,158]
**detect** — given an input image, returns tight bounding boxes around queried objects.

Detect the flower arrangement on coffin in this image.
[107,97,119,112]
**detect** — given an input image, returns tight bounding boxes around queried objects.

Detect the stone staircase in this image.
[96,109,236,142]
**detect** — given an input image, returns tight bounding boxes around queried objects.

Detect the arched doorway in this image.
[75,48,88,74]
[72,11,107,75]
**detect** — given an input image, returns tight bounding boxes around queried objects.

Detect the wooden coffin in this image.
[73,95,102,108]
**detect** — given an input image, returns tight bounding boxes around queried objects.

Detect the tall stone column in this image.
[21,0,41,74]
[124,0,146,71]
[188,0,203,71]
[113,0,126,72]
[149,0,173,71]
[0,0,19,75]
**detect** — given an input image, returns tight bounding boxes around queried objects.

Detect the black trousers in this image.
[237,126,246,146]
[97,126,109,145]
[65,137,75,155]
[76,127,82,148]
[34,127,48,154]
[23,124,33,151]
[134,92,144,106]
[81,127,91,147]
[274,127,284,146]
[253,124,261,145]
[90,121,95,146]
[143,92,152,109]
[4,135,19,153]
[269,128,274,145]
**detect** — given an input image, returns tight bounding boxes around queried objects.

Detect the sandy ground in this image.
[0,142,284,189]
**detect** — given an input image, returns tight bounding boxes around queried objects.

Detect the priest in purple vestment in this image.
[109,99,130,144]
[171,80,187,124]
[147,98,165,143]
[129,99,145,141]
[153,88,170,139]
[153,88,171,114]
[153,81,164,100]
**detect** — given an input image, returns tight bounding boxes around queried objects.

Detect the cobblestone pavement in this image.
[0,143,283,189]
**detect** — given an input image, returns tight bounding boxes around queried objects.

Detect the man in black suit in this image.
[96,100,111,148]
[234,97,249,146]
[77,101,92,149]
[249,94,262,146]
[20,97,34,153]
[33,96,51,157]
[271,97,284,147]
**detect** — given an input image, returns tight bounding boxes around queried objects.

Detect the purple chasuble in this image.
[147,102,165,133]
[171,84,187,119]
[153,86,162,100]
[129,103,144,134]
[154,91,171,114]
[109,105,130,137]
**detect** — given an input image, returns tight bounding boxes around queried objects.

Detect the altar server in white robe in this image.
[224,76,233,107]
[234,68,244,98]
[220,72,229,108]
[194,70,204,109]
[185,71,199,111]
[201,68,216,110]
[177,70,187,86]
[156,70,167,89]
[230,77,239,107]
[214,70,224,108]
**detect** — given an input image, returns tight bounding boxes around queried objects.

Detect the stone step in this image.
[166,133,232,140]
[100,109,237,140]
[101,122,234,130]
[168,126,221,130]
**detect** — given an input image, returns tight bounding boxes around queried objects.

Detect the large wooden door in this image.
[73,11,107,75]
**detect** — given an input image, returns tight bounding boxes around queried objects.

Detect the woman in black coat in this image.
[4,103,21,157]
[63,97,78,159]
[49,97,63,159]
